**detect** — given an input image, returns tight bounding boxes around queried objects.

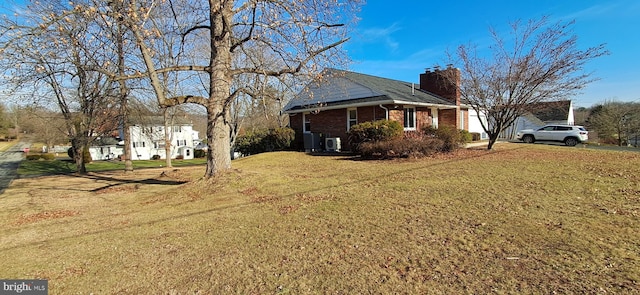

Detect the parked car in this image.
[516,125,588,146]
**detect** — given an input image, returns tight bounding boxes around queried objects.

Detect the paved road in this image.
[0,141,30,195]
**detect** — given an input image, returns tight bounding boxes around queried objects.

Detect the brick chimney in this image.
[419,65,460,106]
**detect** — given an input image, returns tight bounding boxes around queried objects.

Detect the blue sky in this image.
[345,0,640,107]
[2,1,638,108]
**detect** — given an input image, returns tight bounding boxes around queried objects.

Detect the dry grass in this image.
[1,144,639,294]
[0,139,17,152]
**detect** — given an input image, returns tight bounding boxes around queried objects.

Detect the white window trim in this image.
[403,106,416,131]
[303,112,311,133]
[347,108,357,131]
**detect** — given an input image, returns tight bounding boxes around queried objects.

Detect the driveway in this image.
[0,141,30,194]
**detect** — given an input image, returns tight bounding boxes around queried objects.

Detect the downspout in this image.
[379,104,389,120]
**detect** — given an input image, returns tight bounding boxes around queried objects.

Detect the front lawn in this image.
[1,144,638,293]
[17,157,207,176]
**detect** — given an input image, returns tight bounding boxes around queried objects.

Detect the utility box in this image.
[325,137,341,152]
[303,133,321,152]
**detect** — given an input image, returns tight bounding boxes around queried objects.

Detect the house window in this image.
[347,108,357,131]
[154,141,166,149]
[133,142,146,148]
[404,107,416,130]
[176,139,186,146]
[303,113,311,133]
[173,126,182,132]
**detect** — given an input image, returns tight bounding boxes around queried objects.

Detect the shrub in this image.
[40,153,55,160]
[355,125,469,159]
[471,132,481,141]
[176,155,184,160]
[459,129,473,143]
[26,154,40,161]
[194,149,206,158]
[423,125,467,152]
[25,153,56,161]
[348,120,403,151]
[235,127,295,155]
[151,155,161,160]
[264,127,295,151]
[359,138,445,159]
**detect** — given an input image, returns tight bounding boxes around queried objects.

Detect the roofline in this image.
[283,99,457,114]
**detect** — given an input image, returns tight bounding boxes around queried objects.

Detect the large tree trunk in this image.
[203,2,233,178]
[122,119,133,171]
[71,139,87,174]
[164,109,172,168]
[117,21,133,173]
[205,103,232,178]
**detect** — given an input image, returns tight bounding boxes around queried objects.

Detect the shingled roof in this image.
[526,100,572,122]
[283,69,456,113]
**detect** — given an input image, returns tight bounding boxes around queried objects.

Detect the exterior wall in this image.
[289,104,470,151]
[289,113,305,150]
[460,108,469,131]
[129,124,195,160]
[416,107,433,130]
[388,108,403,123]
[358,105,387,122]
[89,145,124,161]
[468,109,489,139]
[439,109,458,128]
[289,106,392,151]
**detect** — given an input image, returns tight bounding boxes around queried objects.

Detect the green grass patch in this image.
[17,158,207,176]
[1,144,639,293]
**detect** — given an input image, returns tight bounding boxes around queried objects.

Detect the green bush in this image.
[151,155,161,160]
[25,153,56,161]
[470,132,481,141]
[235,127,295,155]
[40,153,55,160]
[26,154,40,161]
[194,149,206,158]
[348,120,403,151]
[459,129,473,143]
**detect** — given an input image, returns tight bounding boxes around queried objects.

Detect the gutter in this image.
[283,99,457,114]
[379,104,389,120]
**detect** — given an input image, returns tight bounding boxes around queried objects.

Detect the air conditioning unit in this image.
[325,137,341,152]
[304,133,321,152]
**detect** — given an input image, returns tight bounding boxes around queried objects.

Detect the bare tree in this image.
[14,106,68,149]
[442,17,608,149]
[587,100,640,146]
[109,0,361,178]
[0,1,121,173]
[0,102,15,139]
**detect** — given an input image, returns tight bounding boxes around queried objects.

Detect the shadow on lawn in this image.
[76,172,189,193]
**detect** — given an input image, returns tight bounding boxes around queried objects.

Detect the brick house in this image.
[283,67,469,151]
